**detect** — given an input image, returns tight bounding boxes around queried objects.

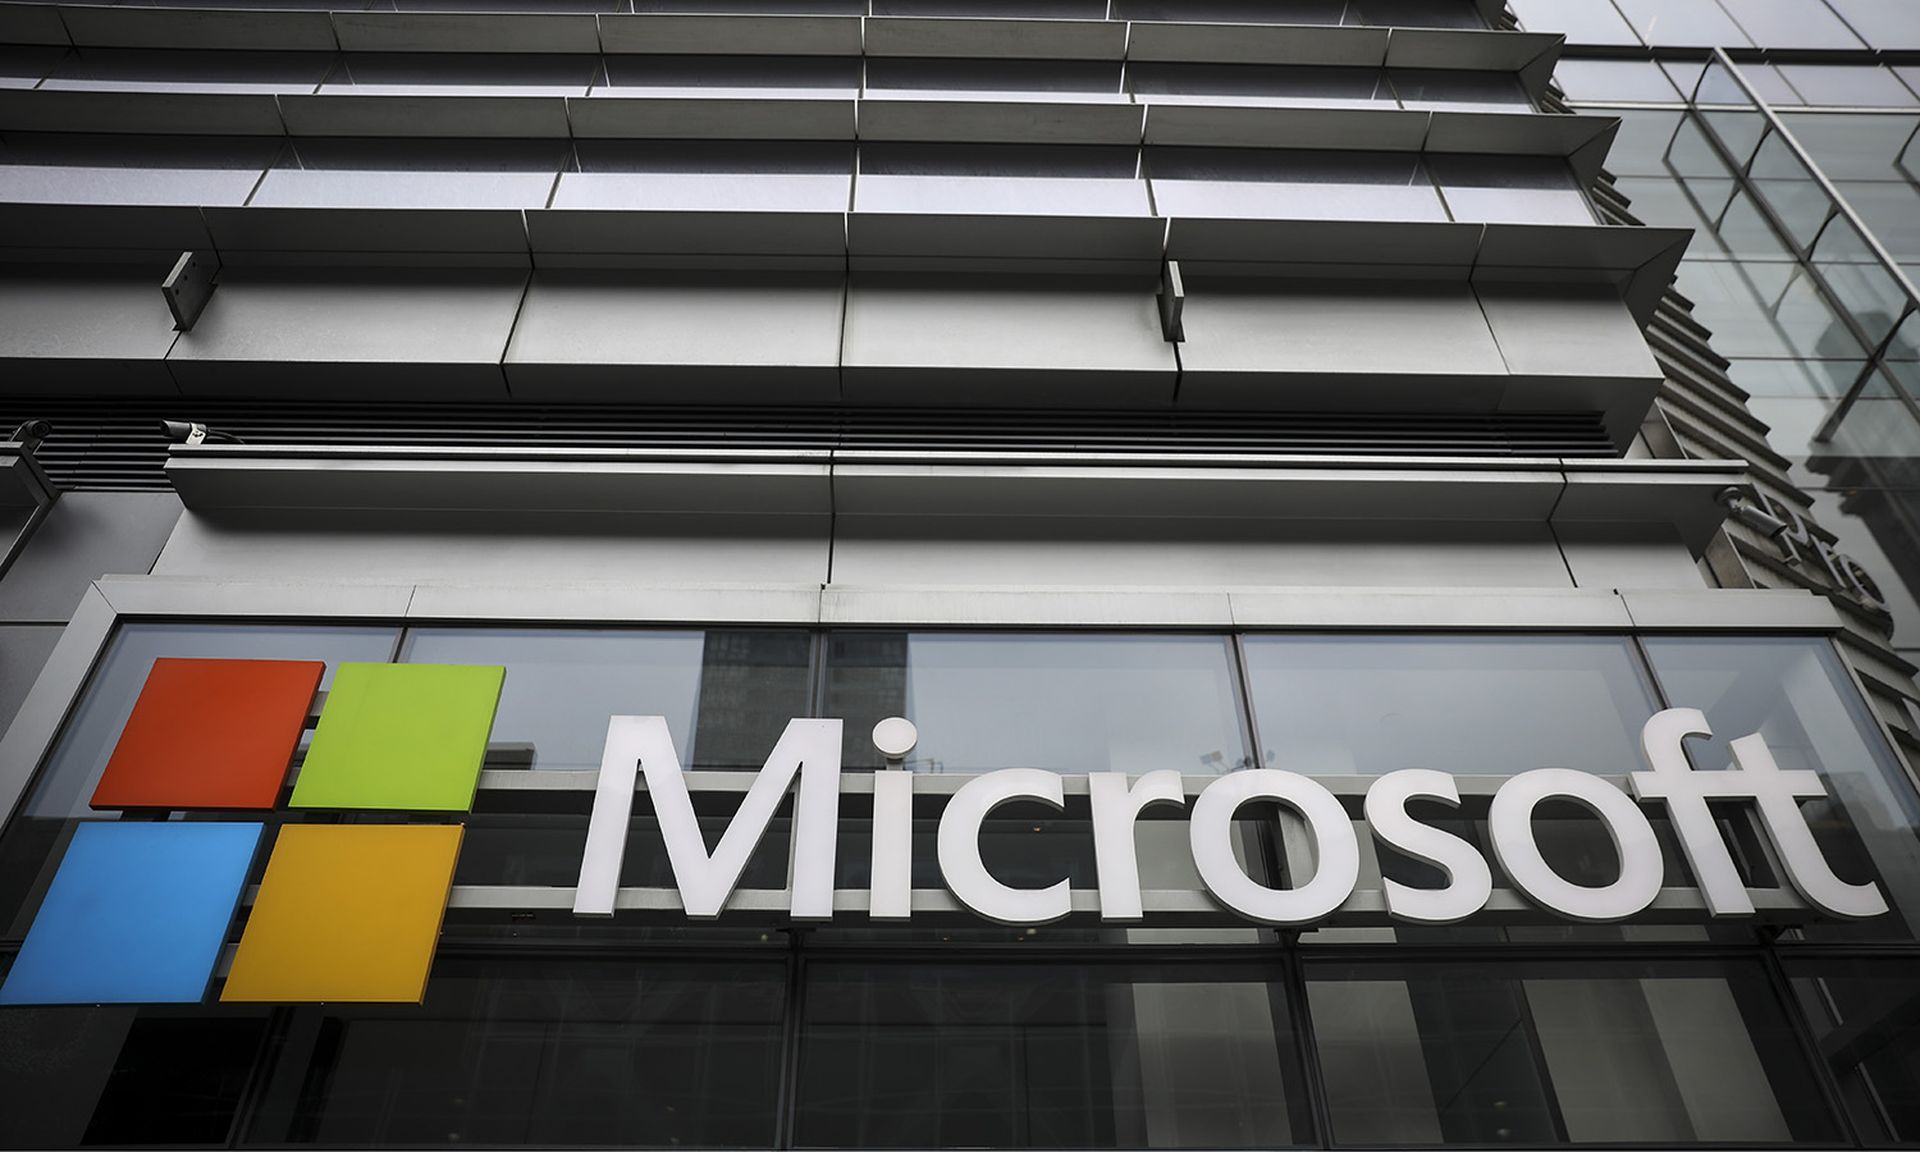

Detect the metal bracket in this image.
[1157,258,1185,343]
[162,250,218,332]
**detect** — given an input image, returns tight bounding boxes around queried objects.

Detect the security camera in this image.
[160,420,243,446]
[9,419,50,452]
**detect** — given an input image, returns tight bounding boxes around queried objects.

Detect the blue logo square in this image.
[0,822,262,1005]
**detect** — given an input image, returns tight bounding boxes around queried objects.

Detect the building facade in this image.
[3,0,1920,1148]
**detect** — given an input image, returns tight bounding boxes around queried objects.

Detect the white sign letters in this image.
[572,709,1888,927]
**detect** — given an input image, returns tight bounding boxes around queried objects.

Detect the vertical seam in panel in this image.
[499,270,534,400]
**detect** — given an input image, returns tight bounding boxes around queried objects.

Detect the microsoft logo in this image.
[0,657,504,1006]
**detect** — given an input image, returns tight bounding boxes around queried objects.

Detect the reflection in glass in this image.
[1306,959,1834,1143]
[402,628,811,771]
[796,962,1310,1148]
[242,960,786,1146]
[824,632,1249,774]
[1787,957,1920,1142]
[1241,636,1657,777]
[0,1004,270,1147]
[1643,637,1920,942]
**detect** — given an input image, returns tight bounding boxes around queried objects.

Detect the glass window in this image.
[1835,181,1920,260]
[1642,637,1920,942]
[1672,259,1864,359]
[401,627,810,772]
[1613,0,1756,46]
[1786,957,1920,1141]
[1552,60,1679,104]
[1146,147,1445,222]
[557,140,853,212]
[321,52,597,97]
[823,632,1249,774]
[1509,0,1641,45]
[42,48,333,94]
[1241,636,1656,778]
[796,962,1312,1148]
[1306,958,1838,1143]
[1128,62,1389,109]
[1724,0,1867,49]
[0,132,281,207]
[855,143,1148,217]
[250,138,568,210]
[1827,0,1920,51]
[1430,154,1594,225]
[602,54,860,98]
[867,57,1122,100]
[1780,64,1918,107]
[0,1003,271,1146]
[0,623,396,936]
[1779,112,1920,180]
[241,959,787,1146]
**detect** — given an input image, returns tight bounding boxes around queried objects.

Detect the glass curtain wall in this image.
[3,624,1920,1146]
[1515,2,1920,664]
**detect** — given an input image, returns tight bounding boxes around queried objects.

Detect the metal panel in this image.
[856,99,1144,145]
[1478,283,1662,381]
[163,451,833,515]
[95,574,414,619]
[0,205,216,258]
[567,96,856,140]
[148,509,833,587]
[840,277,1176,405]
[864,16,1126,60]
[1143,103,1427,150]
[405,582,823,625]
[57,6,338,50]
[165,268,527,398]
[1620,589,1844,631]
[503,271,845,403]
[597,14,862,55]
[830,516,1576,589]
[1556,523,1707,590]
[278,94,572,139]
[846,213,1163,270]
[0,624,60,742]
[0,4,70,46]
[830,460,1564,520]
[202,206,531,259]
[1227,588,1634,629]
[329,11,600,53]
[821,586,1234,627]
[0,267,183,397]
[1176,281,1507,406]
[525,209,847,262]
[1124,22,1387,67]
[0,89,285,136]
[0,492,182,623]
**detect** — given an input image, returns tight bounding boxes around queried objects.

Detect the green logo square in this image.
[291,663,505,812]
